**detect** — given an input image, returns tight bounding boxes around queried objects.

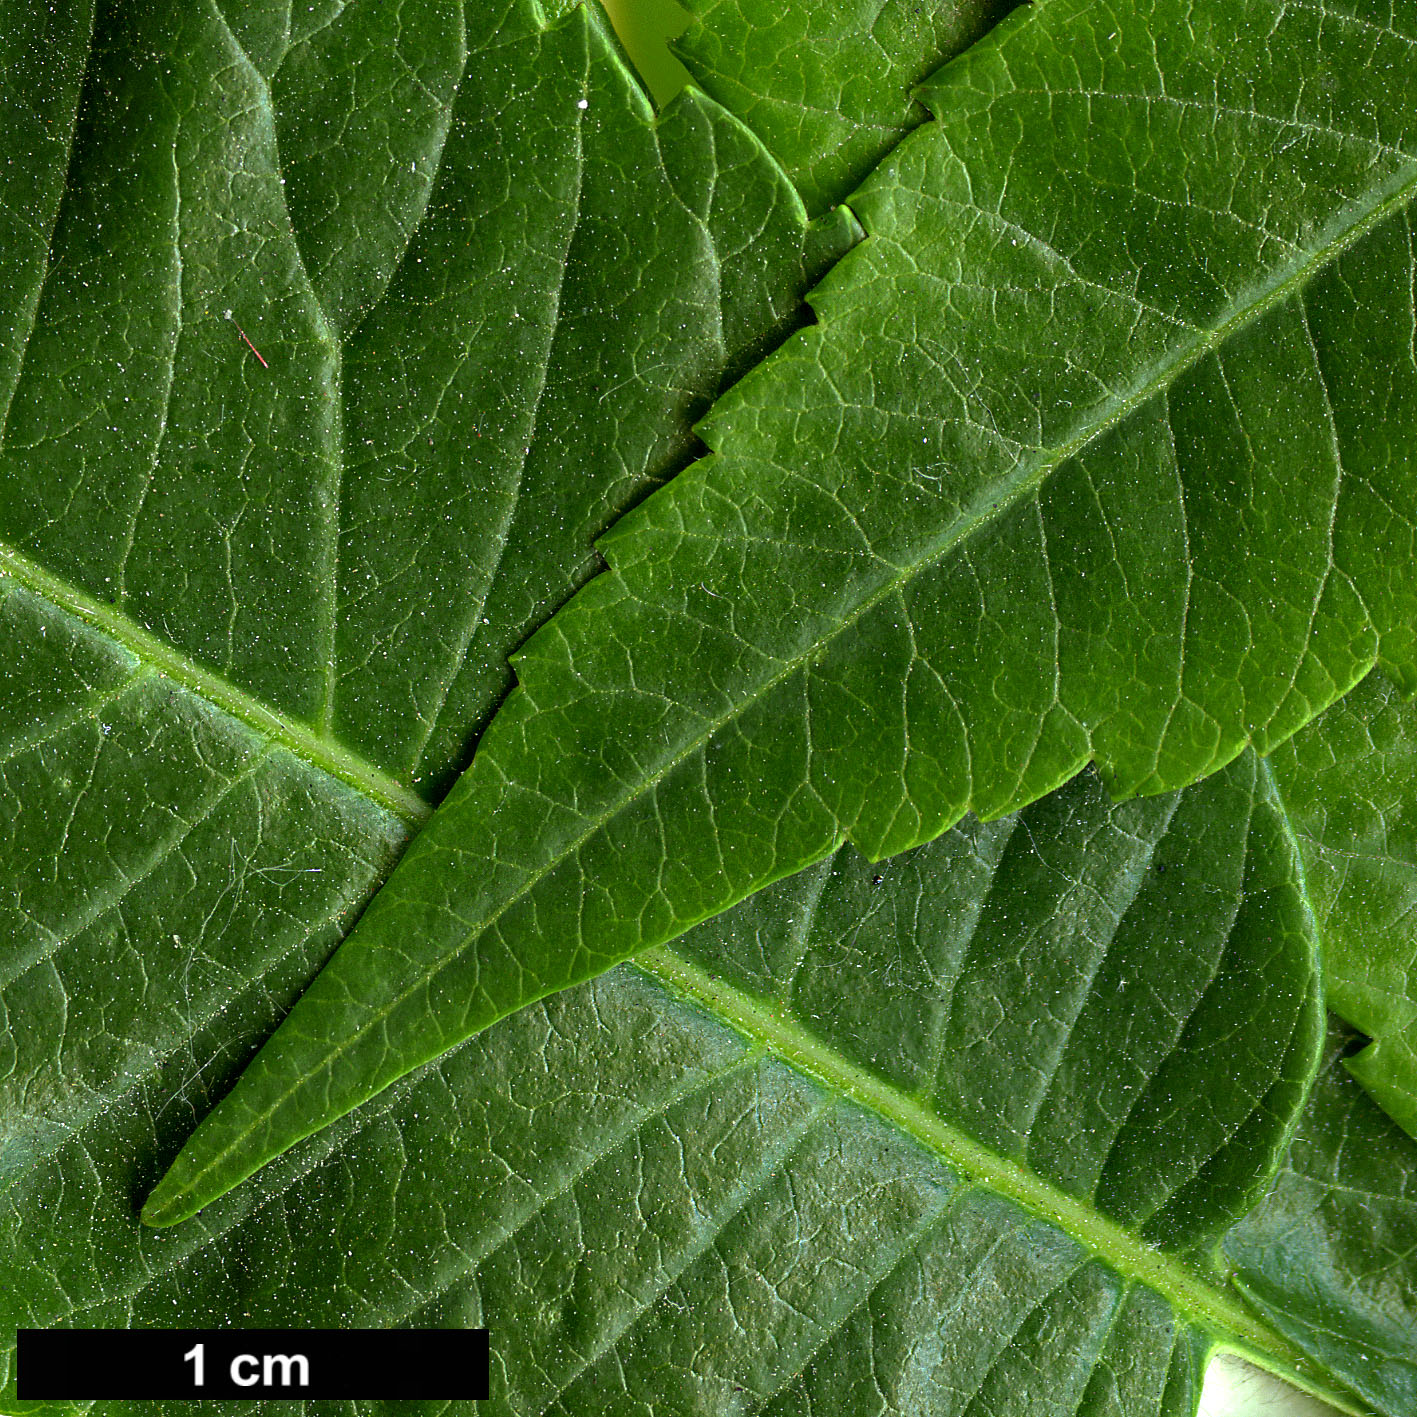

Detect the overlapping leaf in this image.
[3,0,1412,1411]
[5,718,1355,1414]
[152,0,1417,1220]
[1267,670,1417,1138]
[672,0,1417,1149]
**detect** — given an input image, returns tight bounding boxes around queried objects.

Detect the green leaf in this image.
[673,0,1019,213]
[7,747,1353,1414]
[1225,1025,1417,1417]
[152,0,1417,1219]
[1,0,1408,1407]
[1267,669,1417,1139]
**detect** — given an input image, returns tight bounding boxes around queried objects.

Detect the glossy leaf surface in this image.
[155,0,1417,1219]
[5,745,1347,1414]
[1269,670,1417,1139]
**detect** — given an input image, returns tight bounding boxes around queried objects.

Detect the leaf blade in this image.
[153,0,1417,1216]
[0,0,94,430]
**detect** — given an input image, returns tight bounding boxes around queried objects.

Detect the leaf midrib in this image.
[0,540,429,823]
[33,118,1417,1238]
[630,946,1370,1417]
[1,32,1403,1407]
[476,145,1417,966]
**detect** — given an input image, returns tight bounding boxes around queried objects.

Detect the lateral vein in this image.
[0,539,429,825]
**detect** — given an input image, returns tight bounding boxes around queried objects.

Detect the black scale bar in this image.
[17,1328,490,1400]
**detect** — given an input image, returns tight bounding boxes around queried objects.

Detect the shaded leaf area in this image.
[4,691,1342,1413]
[0,0,851,807]
[1225,1027,1417,1417]
[1268,669,1417,1139]
[674,0,1020,214]
[159,0,1417,1215]
[0,0,92,427]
